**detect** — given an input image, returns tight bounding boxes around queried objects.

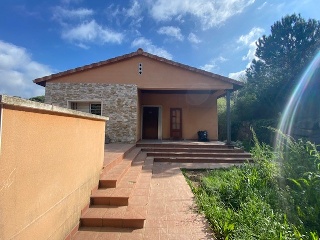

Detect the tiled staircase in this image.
[68,141,251,239]
[71,146,151,239]
[137,142,252,163]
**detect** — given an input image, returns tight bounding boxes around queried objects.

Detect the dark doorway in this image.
[142,107,159,139]
[170,108,182,139]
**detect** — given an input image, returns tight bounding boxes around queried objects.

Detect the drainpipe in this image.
[226,90,231,145]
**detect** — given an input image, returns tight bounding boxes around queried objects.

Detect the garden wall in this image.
[0,95,107,239]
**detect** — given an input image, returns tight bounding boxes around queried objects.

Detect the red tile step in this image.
[102,144,135,173]
[138,142,252,164]
[99,148,141,188]
[147,152,251,158]
[141,147,244,153]
[80,206,145,228]
[71,227,141,240]
[66,148,151,239]
[136,142,235,149]
[79,151,149,231]
[91,165,142,206]
[154,157,252,163]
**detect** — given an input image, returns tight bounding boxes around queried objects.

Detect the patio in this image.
[70,142,248,239]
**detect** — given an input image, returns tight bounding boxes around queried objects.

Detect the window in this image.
[90,103,101,115]
[71,102,77,110]
[69,101,102,115]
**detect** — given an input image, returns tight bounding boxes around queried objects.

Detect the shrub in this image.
[185,130,320,239]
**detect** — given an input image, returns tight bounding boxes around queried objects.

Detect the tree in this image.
[29,95,45,103]
[237,14,320,120]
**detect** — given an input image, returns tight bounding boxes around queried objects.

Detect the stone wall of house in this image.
[45,83,138,143]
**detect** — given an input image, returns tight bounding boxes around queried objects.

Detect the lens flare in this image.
[275,50,320,149]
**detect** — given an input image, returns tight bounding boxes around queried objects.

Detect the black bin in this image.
[197,130,208,142]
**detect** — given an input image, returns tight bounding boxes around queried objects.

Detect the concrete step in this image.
[141,147,244,153]
[147,152,251,158]
[154,157,252,163]
[80,206,145,228]
[99,148,141,188]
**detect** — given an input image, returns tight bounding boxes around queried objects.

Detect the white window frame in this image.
[67,100,102,116]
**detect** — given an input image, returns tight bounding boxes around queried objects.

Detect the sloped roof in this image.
[33,48,244,89]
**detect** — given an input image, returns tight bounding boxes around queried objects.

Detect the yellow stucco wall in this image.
[41,53,234,142]
[46,55,233,91]
[140,92,218,140]
[0,98,106,240]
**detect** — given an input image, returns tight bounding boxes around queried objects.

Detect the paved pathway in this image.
[143,160,214,240]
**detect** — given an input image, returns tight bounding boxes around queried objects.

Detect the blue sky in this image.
[1,0,319,98]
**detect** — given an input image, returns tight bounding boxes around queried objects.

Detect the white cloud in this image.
[62,20,124,45]
[61,0,83,4]
[227,28,264,81]
[75,42,90,49]
[237,27,264,62]
[237,27,264,46]
[228,70,246,81]
[106,4,121,19]
[200,56,227,72]
[242,42,258,61]
[52,6,94,24]
[53,6,124,48]
[157,26,184,41]
[124,1,144,28]
[105,1,144,30]
[257,2,267,10]
[147,0,255,29]
[188,33,201,44]
[126,0,142,18]
[131,37,172,59]
[0,40,52,98]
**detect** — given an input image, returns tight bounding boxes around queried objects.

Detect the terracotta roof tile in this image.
[33,48,244,88]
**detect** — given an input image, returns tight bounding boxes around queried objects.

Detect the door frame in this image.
[141,105,162,140]
[170,108,182,140]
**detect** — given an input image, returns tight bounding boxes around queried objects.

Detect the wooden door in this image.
[170,108,182,139]
[142,107,159,139]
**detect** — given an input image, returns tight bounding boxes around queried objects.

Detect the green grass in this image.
[183,130,320,240]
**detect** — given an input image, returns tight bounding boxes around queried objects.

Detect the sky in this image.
[0,0,319,98]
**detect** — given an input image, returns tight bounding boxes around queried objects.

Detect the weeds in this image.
[184,130,320,240]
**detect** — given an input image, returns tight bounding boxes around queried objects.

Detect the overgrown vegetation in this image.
[184,130,320,240]
[238,14,320,121]
[211,13,320,239]
[218,14,320,145]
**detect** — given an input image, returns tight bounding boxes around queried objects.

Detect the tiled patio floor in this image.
[73,143,241,239]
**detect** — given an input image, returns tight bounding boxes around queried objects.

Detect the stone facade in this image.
[45,83,138,143]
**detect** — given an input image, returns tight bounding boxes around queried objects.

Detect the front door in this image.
[142,107,159,139]
[170,108,182,139]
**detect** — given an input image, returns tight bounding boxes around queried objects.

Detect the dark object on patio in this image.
[198,130,208,142]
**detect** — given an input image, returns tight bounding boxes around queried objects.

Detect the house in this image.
[34,48,243,143]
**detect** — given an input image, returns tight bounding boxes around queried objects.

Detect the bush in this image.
[29,95,45,103]
[218,96,278,146]
[185,130,320,239]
